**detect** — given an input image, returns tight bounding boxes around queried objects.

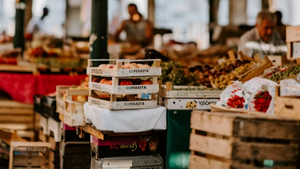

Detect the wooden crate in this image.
[63,88,88,127]
[274,86,300,119]
[159,82,222,99]
[189,111,300,169]
[0,100,35,140]
[210,104,269,117]
[286,26,300,60]
[89,90,157,110]
[86,59,161,77]
[239,55,273,82]
[56,86,70,114]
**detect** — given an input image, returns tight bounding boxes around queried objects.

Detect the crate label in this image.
[91,82,102,90]
[25,147,48,151]
[90,68,103,75]
[165,90,221,98]
[89,68,113,76]
[117,68,161,76]
[116,85,158,93]
[164,99,218,110]
[113,101,156,109]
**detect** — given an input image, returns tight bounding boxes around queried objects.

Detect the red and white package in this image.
[217,81,249,109]
[244,78,278,115]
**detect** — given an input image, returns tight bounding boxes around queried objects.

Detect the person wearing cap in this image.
[238,11,286,58]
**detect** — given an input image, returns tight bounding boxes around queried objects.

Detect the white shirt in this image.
[238,28,287,59]
[26,17,47,34]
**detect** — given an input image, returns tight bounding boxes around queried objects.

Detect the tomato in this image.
[141,80,153,85]
[99,78,107,84]
[120,80,133,86]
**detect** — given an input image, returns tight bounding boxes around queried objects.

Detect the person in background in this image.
[25,7,49,40]
[114,3,153,47]
[274,11,286,41]
[238,11,286,58]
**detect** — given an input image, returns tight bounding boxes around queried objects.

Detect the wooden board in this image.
[189,155,296,169]
[191,111,300,140]
[190,111,300,169]
[159,82,222,99]
[82,125,104,140]
[274,86,300,119]
[239,55,273,82]
[190,134,298,161]
[87,59,161,77]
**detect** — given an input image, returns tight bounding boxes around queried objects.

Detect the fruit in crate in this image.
[137,64,150,68]
[93,78,101,83]
[161,61,181,84]
[186,72,200,86]
[122,63,138,69]
[120,80,133,86]
[232,62,255,76]
[141,80,153,85]
[98,64,116,69]
[77,95,87,102]
[168,68,185,85]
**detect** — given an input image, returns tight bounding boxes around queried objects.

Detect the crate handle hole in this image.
[285,104,294,109]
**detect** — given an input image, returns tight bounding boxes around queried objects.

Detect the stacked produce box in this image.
[87,59,161,110]
[85,59,165,168]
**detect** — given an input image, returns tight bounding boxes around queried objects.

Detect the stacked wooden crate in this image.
[87,59,161,110]
[189,111,300,169]
[0,99,34,140]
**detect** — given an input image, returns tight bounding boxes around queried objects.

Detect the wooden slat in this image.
[275,95,300,119]
[82,125,104,140]
[190,133,298,162]
[0,100,33,108]
[0,108,33,115]
[67,89,89,97]
[234,141,298,161]
[39,129,48,142]
[236,118,300,140]
[189,155,231,169]
[190,155,296,169]
[48,136,59,150]
[0,115,33,123]
[191,111,300,140]
[0,123,33,130]
[191,111,235,137]
[190,134,233,159]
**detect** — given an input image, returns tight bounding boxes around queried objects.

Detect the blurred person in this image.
[114,3,153,47]
[25,7,49,40]
[238,11,286,58]
[274,10,286,41]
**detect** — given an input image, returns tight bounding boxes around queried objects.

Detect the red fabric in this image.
[0,73,87,104]
[0,73,36,103]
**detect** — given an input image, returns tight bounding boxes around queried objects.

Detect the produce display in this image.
[265,66,300,82]
[252,91,272,113]
[0,49,21,65]
[161,59,256,88]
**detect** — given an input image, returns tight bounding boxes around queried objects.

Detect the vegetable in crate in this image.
[217,81,249,109]
[227,90,245,108]
[168,67,185,85]
[252,90,272,113]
